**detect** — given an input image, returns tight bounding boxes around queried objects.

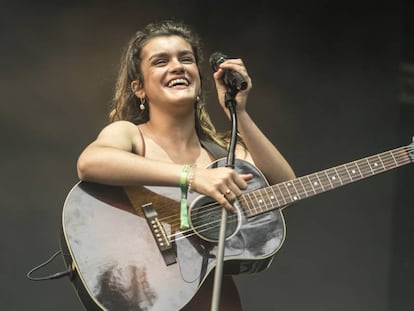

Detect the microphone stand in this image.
[211,88,239,311]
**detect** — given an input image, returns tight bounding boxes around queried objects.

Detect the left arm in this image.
[213,58,296,185]
[236,111,295,184]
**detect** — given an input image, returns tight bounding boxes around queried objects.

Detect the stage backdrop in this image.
[1,1,413,310]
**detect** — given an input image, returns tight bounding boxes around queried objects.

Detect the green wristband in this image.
[179,164,191,229]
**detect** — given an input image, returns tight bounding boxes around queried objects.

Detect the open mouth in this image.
[167,78,190,88]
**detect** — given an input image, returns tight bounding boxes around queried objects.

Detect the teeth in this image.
[167,78,189,87]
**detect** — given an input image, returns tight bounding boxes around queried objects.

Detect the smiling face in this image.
[133,35,201,111]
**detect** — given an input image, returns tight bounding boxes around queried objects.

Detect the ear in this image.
[131,80,145,98]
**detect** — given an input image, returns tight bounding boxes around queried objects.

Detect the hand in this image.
[213,58,252,116]
[190,166,253,213]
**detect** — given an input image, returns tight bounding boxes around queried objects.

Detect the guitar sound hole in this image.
[189,196,239,242]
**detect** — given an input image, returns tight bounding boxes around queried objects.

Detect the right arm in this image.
[77,121,250,212]
[77,121,183,186]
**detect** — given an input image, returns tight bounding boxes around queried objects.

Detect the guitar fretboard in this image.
[241,144,414,217]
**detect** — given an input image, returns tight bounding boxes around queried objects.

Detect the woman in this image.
[77,20,295,311]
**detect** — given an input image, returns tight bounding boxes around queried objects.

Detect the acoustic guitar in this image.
[60,139,413,310]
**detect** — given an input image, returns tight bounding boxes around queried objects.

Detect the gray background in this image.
[1,0,413,310]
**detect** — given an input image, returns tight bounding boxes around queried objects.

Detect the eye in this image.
[181,56,195,64]
[153,58,167,66]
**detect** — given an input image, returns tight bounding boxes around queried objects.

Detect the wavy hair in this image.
[109,20,227,147]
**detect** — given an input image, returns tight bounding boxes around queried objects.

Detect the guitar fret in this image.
[257,190,268,213]
[305,175,318,194]
[395,151,406,165]
[377,154,386,170]
[241,145,413,219]
[365,158,375,175]
[250,191,262,214]
[316,173,326,191]
[279,183,293,203]
[390,151,398,166]
[273,184,288,205]
[243,192,257,217]
[328,168,339,187]
[325,168,341,188]
[289,181,300,201]
[287,181,300,201]
[389,153,399,167]
[264,188,281,209]
[389,151,403,168]
[336,165,350,184]
[308,173,324,193]
[270,187,282,207]
[359,157,374,177]
[398,147,412,163]
[346,161,363,180]
[296,178,309,197]
[354,161,364,178]
[251,191,263,215]
[343,164,353,182]
[333,167,344,185]
[369,155,384,174]
[318,171,333,190]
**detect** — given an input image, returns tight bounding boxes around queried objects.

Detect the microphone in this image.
[209,52,248,91]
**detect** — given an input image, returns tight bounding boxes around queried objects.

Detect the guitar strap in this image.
[200,139,228,160]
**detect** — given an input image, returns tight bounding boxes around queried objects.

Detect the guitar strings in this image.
[159,200,223,224]
[171,201,241,237]
[165,146,414,241]
[173,211,240,241]
[189,147,414,222]
[160,145,413,242]
[249,146,413,211]
[248,146,413,215]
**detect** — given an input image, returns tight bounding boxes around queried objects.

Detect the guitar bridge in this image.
[141,203,176,266]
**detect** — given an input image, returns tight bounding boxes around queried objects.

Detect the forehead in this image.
[141,35,193,59]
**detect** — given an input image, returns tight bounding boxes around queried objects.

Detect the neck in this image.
[143,111,199,150]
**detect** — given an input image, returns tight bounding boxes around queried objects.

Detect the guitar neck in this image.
[241,142,414,217]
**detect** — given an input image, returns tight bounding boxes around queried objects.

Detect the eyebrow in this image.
[148,50,195,62]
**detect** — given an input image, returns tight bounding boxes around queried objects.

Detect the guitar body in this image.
[61,158,286,311]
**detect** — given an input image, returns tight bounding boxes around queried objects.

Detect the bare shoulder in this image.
[99,120,138,134]
[93,121,143,153]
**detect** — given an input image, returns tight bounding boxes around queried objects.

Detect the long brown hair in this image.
[109,20,226,147]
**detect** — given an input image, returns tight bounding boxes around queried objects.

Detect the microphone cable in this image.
[26,250,73,281]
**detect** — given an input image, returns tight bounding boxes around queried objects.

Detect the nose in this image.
[170,58,185,73]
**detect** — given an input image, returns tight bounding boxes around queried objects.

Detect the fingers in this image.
[190,167,252,214]
[209,182,238,213]
[217,191,236,213]
[218,58,245,70]
[217,170,251,213]
[222,186,237,202]
[214,59,251,85]
[223,173,252,196]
